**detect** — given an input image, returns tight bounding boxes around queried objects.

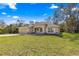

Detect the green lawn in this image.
[0,33,79,56]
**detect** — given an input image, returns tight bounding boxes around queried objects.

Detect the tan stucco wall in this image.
[19,23,60,34]
[19,27,30,34]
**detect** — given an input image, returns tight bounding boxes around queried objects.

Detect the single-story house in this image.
[19,22,60,35]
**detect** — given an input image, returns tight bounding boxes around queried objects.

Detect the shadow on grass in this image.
[19,33,61,37]
[69,36,79,41]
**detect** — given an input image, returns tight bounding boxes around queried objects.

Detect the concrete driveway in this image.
[0,34,19,36]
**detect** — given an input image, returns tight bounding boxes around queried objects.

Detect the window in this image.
[37,28,39,31]
[40,28,42,32]
[48,28,53,32]
[34,27,42,32]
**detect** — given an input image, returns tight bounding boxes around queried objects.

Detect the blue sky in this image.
[0,3,60,24]
[2,3,79,24]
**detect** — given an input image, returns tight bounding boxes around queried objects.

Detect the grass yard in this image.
[0,33,79,56]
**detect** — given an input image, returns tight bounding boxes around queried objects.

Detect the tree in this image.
[4,24,18,33]
[65,14,76,33]
[63,3,78,33]
[45,3,79,33]
[45,16,53,24]
[16,19,25,27]
[56,3,78,33]
[0,20,7,34]
[0,20,6,29]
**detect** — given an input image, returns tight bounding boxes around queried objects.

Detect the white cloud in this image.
[12,16,19,19]
[67,15,70,18]
[61,9,64,11]
[1,12,6,15]
[72,7,77,11]
[8,3,17,9]
[72,7,79,11]
[30,3,37,5]
[50,4,58,9]
[7,15,11,17]
[0,3,17,10]
[43,13,47,16]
